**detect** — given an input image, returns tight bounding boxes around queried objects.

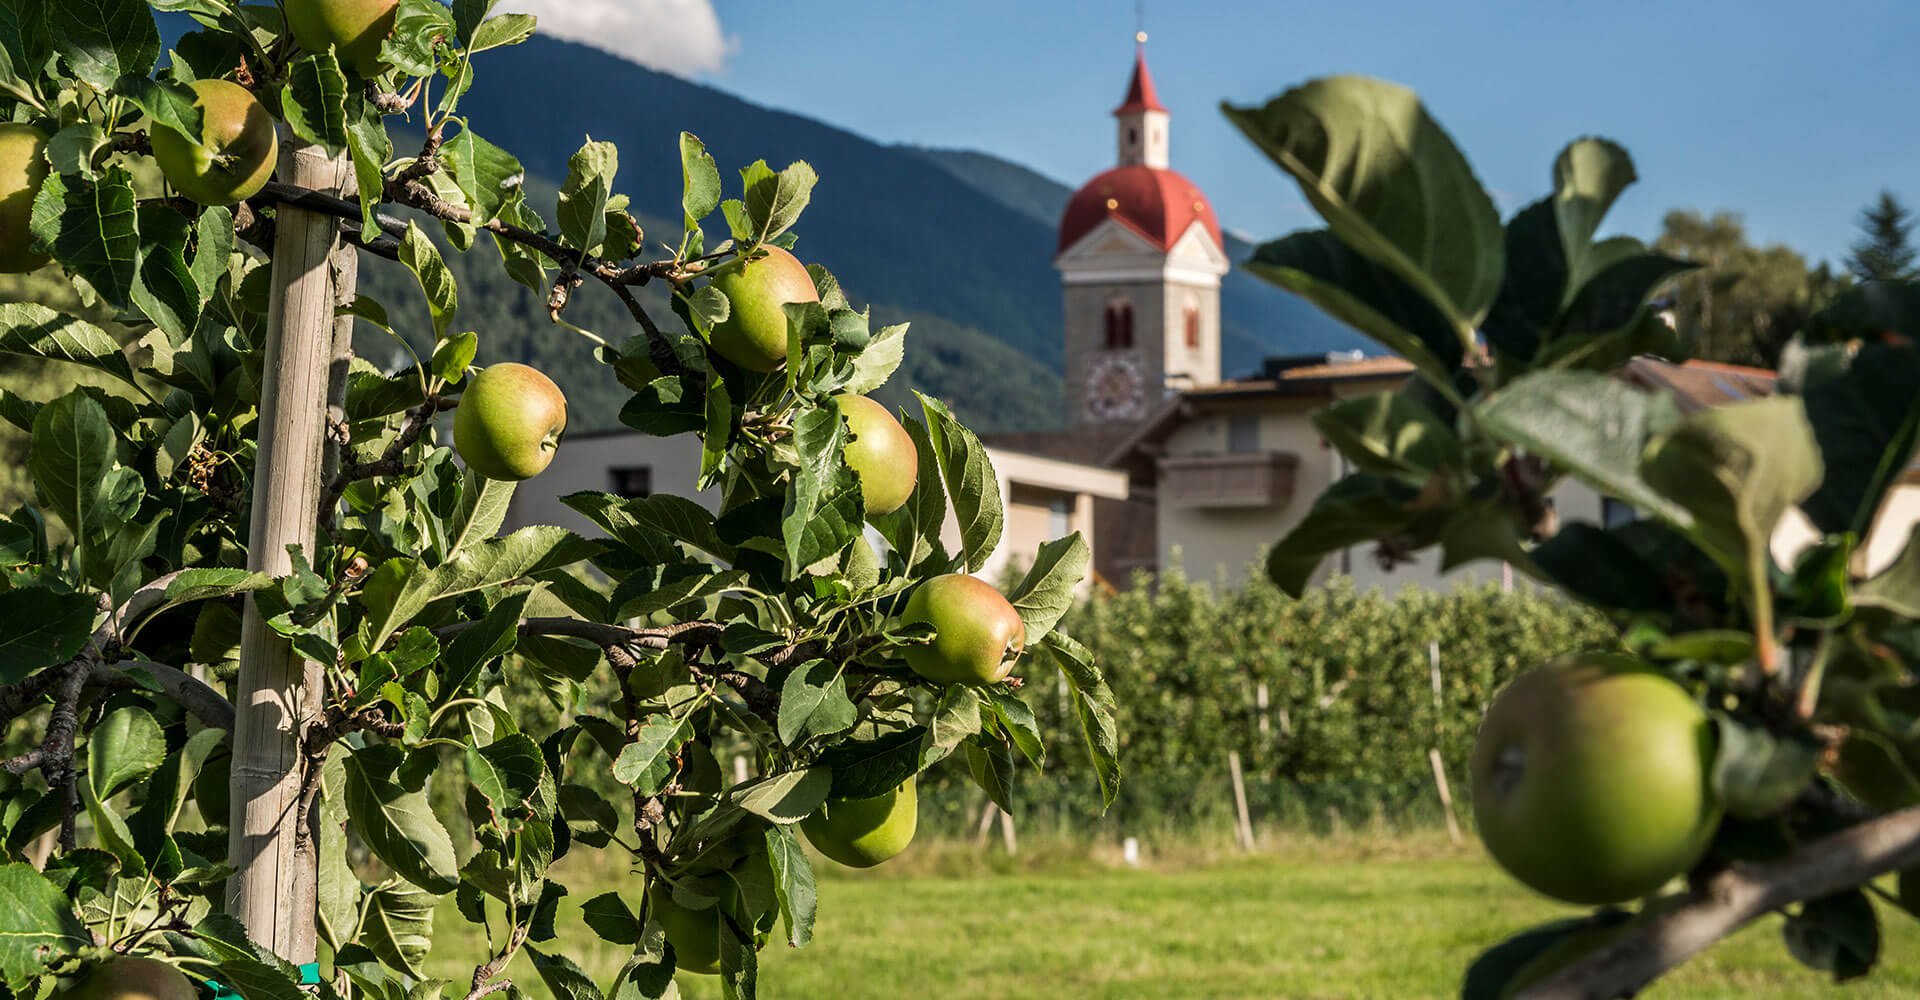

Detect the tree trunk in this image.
[227,141,351,962]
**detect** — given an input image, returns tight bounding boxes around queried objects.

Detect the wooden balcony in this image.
[1159,452,1299,508]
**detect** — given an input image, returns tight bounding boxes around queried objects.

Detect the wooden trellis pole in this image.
[227,141,353,962]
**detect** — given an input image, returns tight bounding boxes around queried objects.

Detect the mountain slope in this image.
[905,146,1368,375]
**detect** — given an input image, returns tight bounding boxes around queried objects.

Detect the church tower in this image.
[1055,39,1230,429]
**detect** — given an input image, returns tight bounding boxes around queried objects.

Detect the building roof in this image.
[1113,47,1166,115]
[1058,164,1223,254]
[1616,357,1776,412]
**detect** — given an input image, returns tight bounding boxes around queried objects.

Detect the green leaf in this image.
[1224,76,1502,329]
[845,321,907,396]
[0,588,94,685]
[1780,334,1920,536]
[1263,473,1420,596]
[916,393,1002,572]
[1245,229,1467,379]
[280,51,350,153]
[921,685,981,769]
[871,414,947,570]
[1476,371,1693,530]
[0,863,89,988]
[443,126,522,226]
[1042,631,1120,810]
[777,659,856,746]
[1640,397,1823,583]
[465,733,551,823]
[531,948,605,1000]
[398,222,458,339]
[557,139,618,256]
[1708,716,1818,822]
[0,302,136,385]
[468,11,536,51]
[612,715,690,796]
[780,403,863,574]
[431,330,478,383]
[133,202,201,342]
[580,891,640,945]
[764,823,816,948]
[346,99,392,237]
[813,726,926,800]
[742,159,816,243]
[363,526,598,648]
[88,705,164,799]
[30,392,116,543]
[343,747,460,894]
[361,882,438,977]
[1783,890,1880,983]
[113,74,203,148]
[680,131,720,230]
[963,735,1017,813]
[48,0,158,91]
[34,166,140,308]
[733,767,831,824]
[983,686,1045,770]
[1311,390,1462,482]
[561,491,732,562]
[1551,137,1638,289]
[79,779,143,876]
[1006,533,1089,645]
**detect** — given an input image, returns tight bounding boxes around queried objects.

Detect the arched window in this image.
[1183,302,1202,349]
[1104,299,1135,349]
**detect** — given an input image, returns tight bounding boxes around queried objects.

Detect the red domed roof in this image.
[1058,165,1223,253]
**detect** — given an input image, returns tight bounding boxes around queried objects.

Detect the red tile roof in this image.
[1058,164,1222,253]
[1113,47,1166,115]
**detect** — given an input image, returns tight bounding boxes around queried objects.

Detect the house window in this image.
[1048,497,1073,539]
[609,466,652,499]
[1183,303,1202,349]
[1103,298,1135,350]
[1227,416,1259,454]
[1602,497,1637,529]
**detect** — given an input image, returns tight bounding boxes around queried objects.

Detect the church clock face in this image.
[1084,353,1147,422]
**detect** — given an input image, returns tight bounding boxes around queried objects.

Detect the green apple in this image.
[706,245,818,371]
[150,79,278,206]
[284,0,399,76]
[68,957,198,1000]
[648,882,737,976]
[1471,654,1720,905]
[900,574,1027,685]
[0,123,49,274]
[453,362,568,481]
[801,777,917,868]
[835,394,917,516]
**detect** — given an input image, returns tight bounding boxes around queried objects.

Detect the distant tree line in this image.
[1655,189,1916,368]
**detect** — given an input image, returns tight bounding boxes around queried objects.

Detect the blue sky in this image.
[575,0,1920,268]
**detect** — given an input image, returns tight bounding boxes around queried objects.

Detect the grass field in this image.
[424,833,1920,998]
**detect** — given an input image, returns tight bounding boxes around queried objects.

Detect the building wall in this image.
[1152,391,1609,593]
[504,432,714,538]
[1063,279,1167,427]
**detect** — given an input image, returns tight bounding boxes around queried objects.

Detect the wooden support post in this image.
[1430,747,1464,846]
[227,141,350,963]
[1228,750,1254,851]
[999,808,1017,856]
[1427,641,1463,845]
[974,801,998,848]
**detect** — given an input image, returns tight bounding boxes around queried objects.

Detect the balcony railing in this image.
[1159,452,1299,508]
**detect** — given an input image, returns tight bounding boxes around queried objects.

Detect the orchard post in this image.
[227,140,353,962]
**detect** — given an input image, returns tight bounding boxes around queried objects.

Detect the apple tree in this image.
[1230,76,1920,997]
[0,1,1120,998]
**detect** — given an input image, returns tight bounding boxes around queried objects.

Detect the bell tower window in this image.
[1104,299,1135,350]
[1183,303,1201,349]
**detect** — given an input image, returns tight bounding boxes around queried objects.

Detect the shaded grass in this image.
[424,833,1920,998]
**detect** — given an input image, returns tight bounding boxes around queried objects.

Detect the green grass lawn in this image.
[424,833,1920,998]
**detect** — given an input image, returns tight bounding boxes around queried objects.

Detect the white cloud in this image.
[501,0,735,77]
